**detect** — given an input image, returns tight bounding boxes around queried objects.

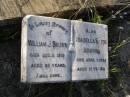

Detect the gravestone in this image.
[21,15,108,83]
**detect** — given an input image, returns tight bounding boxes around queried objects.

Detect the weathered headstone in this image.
[21,15,71,82]
[21,15,108,83]
[72,21,108,80]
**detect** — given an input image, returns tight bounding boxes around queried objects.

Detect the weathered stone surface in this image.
[21,15,72,82]
[21,15,108,82]
[72,20,108,80]
[0,0,127,20]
